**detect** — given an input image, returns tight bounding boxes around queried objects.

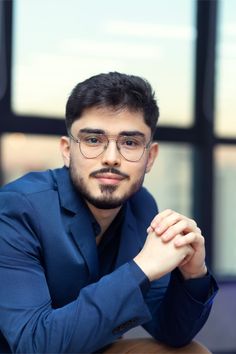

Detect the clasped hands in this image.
[134,209,207,282]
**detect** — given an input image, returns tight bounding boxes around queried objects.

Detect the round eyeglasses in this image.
[69,132,151,162]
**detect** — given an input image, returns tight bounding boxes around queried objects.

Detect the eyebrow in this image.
[78,128,145,137]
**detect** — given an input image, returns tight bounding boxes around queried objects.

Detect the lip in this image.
[94,173,125,185]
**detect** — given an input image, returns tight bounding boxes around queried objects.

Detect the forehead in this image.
[71,106,151,136]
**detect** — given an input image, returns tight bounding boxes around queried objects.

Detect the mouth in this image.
[94,173,125,185]
[90,168,129,185]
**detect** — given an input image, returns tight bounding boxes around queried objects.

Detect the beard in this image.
[69,161,145,210]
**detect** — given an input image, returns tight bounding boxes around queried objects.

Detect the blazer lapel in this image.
[53,167,99,282]
[115,203,143,268]
[69,212,99,282]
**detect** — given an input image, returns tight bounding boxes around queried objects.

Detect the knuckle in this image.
[180,219,188,229]
[190,218,197,227]
[174,212,181,219]
[200,235,205,244]
[194,233,205,244]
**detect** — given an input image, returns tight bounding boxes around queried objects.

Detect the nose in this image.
[101,140,121,166]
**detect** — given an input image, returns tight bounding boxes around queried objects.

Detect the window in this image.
[214,146,236,276]
[144,143,192,216]
[213,0,236,277]
[12,0,195,127]
[2,134,62,183]
[2,0,232,278]
[215,0,236,137]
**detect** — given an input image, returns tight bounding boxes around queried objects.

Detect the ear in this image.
[60,136,71,167]
[145,142,158,174]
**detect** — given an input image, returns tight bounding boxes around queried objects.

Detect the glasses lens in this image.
[118,136,145,161]
[78,133,146,161]
[80,134,107,158]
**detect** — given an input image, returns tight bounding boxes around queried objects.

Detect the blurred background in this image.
[0,1,235,353]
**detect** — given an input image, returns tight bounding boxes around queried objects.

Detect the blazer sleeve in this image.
[142,268,218,347]
[0,192,152,353]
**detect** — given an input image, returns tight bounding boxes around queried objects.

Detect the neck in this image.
[86,202,122,237]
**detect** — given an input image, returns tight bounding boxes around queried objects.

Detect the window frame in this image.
[1,0,235,279]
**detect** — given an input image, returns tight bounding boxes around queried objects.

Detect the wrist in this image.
[180,264,208,280]
[133,254,163,282]
[133,255,152,281]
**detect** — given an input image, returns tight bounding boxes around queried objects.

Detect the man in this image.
[0,72,218,353]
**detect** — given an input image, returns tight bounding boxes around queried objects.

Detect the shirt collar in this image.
[88,204,126,239]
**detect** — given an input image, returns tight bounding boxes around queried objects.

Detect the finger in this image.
[154,212,197,237]
[146,226,154,233]
[155,212,183,235]
[174,232,205,248]
[178,242,194,262]
[148,209,173,235]
[179,252,194,266]
[161,219,199,241]
[149,209,174,231]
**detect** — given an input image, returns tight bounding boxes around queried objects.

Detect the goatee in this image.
[69,163,144,210]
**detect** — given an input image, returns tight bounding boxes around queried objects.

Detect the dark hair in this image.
[65,72,159,136]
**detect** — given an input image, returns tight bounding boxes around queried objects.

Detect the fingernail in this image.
[155,226,162,234]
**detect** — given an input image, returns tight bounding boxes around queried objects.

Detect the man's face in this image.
[60,106,158,210]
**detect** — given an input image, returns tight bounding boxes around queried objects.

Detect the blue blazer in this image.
[0,167,217,353]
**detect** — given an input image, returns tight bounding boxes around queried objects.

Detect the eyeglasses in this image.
[69,132,151,162]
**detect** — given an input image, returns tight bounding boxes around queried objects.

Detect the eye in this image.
[83,134,104,145]
[125,139,137,146]
[119,136,143,148]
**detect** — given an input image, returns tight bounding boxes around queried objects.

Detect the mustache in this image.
[90,167,129,179]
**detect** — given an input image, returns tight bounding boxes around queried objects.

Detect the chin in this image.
[86,197,123,210]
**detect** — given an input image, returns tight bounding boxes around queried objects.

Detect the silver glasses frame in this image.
[68,132,152,162]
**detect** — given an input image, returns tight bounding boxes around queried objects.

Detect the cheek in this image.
[70,154,96,176]
[128,163,147,180]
